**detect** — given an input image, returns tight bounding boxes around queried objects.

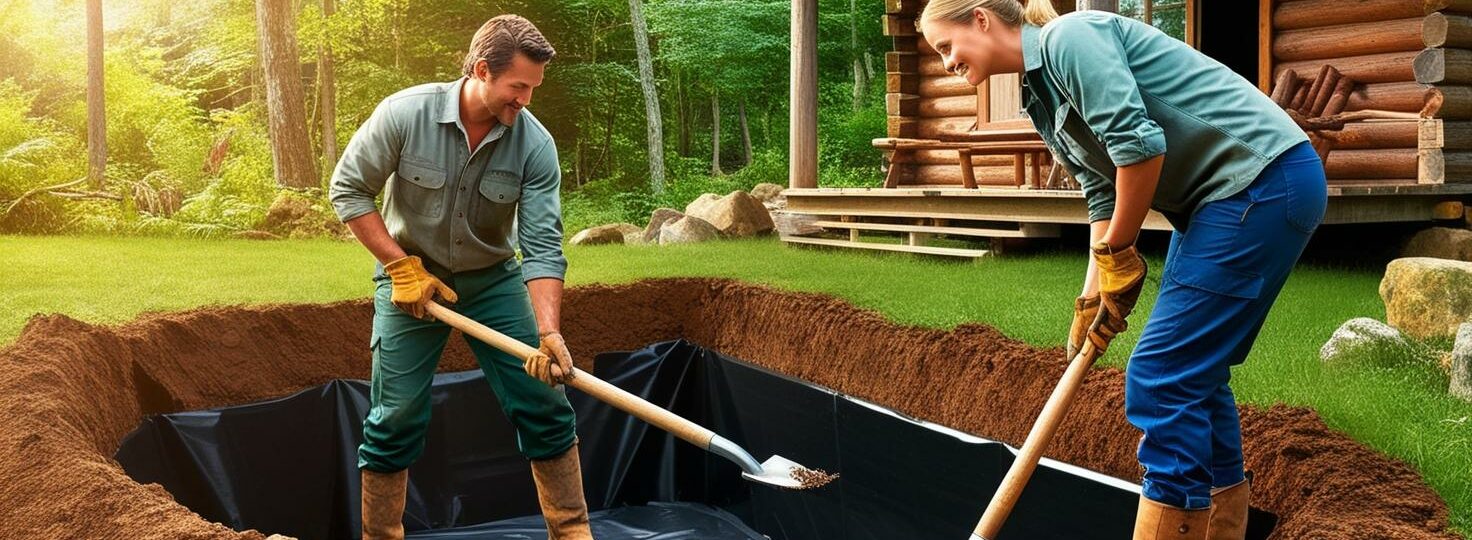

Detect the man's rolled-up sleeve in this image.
[329,100,403,222]
[517,140,568,282]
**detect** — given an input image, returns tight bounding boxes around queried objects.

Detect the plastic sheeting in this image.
[117,339,1275,539]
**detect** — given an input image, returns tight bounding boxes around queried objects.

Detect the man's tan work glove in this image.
[384,255,458,319]
[1087,241,1148,354]
[526,331,575,386]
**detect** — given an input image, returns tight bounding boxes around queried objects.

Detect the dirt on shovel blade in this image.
[792,467,838,490]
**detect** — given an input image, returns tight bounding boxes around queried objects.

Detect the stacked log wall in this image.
[1420,1,1472,184]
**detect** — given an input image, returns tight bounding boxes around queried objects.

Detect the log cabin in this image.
[781,0,1472,258]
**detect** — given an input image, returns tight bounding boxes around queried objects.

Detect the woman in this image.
[918,1,1325,539]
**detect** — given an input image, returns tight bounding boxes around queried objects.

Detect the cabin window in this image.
[1119,1,1189,43]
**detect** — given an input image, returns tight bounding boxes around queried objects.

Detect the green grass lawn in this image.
[5,234,1470,533]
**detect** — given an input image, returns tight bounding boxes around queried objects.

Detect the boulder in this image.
[685,193,722,219]
[772,211,823,236]
[262,191,346,238]
[570,223,640,246]
[1380,257,1472,339]
[1319,317,1411,363]
[1402,227,1472,262]
[1453,323,1472,402]
[643,208,685,243]
[659,215,720,245]
[263,193,314,233]
[623,229,646,245]
[683,190,775,238]
[751,182,786,204]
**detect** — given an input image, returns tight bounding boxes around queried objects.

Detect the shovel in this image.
[971,324,1105,539]
[424,301,833,490]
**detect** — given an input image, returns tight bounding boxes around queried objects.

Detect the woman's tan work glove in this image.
[1086,242,1148,354]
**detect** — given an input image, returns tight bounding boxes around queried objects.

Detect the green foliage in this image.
[94,47,214,192]
[818,80,883,171]
[648,0,789,96]
[170,107,279,233]
[0,79,86,232]
[3,0,895,237]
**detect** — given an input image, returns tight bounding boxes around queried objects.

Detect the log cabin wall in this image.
[885,1,1463,187]
[884,0,1071,187]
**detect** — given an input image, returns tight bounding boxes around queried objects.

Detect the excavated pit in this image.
[0,278,1457,539]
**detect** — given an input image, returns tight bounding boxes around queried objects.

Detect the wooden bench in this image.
[872,137,1054,189]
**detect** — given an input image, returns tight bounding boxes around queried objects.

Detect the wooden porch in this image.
[779,184,1472,258]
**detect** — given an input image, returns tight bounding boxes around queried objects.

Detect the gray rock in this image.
[1320,317,1412,363]
[1452,323,1472,402]
[1380,257,1472,339]
[643,208,685,243]
[570,223,641,246]
[751,182,786,203]
[659,215,720,245]
[1403,227,1472,262]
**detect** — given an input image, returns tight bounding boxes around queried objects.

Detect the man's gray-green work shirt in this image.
[1019,12,1309,226]
[329,77,566,282]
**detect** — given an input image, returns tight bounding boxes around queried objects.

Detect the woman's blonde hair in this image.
[918,0,1059,34]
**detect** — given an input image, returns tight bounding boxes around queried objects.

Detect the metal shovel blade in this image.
[739,455,806,489]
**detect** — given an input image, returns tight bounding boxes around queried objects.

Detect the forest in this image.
[0,0,893,238]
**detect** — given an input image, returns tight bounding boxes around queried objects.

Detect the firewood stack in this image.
[1270,65,1358,161]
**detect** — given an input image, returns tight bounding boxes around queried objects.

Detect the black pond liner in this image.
[116,339,1276,540]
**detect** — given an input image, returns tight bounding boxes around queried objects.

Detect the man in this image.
[328,14,590,540]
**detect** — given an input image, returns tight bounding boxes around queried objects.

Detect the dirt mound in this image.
[0,279,1456,539]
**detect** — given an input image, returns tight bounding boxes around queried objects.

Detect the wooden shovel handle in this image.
[973,339,1102,539]
[424,301,718,451]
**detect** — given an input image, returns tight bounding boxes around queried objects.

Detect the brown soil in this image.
[0,278,1456,539]
[791,467,838,490]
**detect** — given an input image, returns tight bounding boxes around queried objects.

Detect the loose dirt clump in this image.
[0,278,1457,539]
[792,467,839,490]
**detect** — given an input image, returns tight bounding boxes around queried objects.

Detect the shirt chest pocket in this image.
[471,169,522,234]
[395,158,447,219]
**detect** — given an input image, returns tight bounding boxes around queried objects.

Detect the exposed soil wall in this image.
[0,279,1455,538]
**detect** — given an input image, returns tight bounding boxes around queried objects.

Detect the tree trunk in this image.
[156,0,172,27]
[739,97,752,167]
[318,0,338,180]
[256,0,317,189]
[790,0,818,188]
[710,94,723,176]
[86,0,105,190]
[595,86,618,178]
[762,106,772,150]
[850,0,867,110]
[677,72,690,157]
[628,0,666,194]
[1076,0,1117,11]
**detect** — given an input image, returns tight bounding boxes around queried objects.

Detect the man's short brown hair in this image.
[461,15,556,78]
